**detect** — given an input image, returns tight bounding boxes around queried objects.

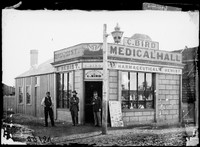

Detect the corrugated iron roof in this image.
[16,58,55,78]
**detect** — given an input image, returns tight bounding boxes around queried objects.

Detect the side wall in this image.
[157,74,180,124]
[15,73,56,118]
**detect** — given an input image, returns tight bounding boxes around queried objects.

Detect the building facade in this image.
[15,34,184,126]
[173,47,199,124]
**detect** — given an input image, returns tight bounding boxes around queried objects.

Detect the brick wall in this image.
[157,74,180,123]
[122,111,155,126]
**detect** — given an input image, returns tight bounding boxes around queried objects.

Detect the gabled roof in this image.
[16,58,55,78]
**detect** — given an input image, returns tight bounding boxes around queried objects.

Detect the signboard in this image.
[54,45,84,62]
[83,62,103,69]
[108,44,182,64]
[56,63,81,72]
[85,70,103,80]
[143,2,182,11]
[109,62,182,74]
[109,101,124,127]
[54,43,103,63]
[123,37,159,50]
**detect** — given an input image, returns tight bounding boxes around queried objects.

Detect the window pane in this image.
[68,72,74,108]
[130,72,137,109]
[57,73,63,108]
[146,73,153,100]
[138,73,145,109]
[26,86,31,104]
[122,72,128,90]
[121,72,129,109]
[19,87,23,103]
[146,73,154,109]
[63,73,68,108]
[146,73,152,90]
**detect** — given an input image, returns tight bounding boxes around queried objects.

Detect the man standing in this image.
[69,90,79,126]
[92,91,102,127]
[41,92,55,127]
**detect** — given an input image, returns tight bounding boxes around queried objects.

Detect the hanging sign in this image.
[85,70,103,80]
[123,37,159,50]
[109,101,124,127]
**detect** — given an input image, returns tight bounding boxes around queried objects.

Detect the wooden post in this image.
[195,57,198,127]
[102,24,108,134]
[179,74,183,124]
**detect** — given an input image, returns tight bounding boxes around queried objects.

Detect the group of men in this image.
[41,90,102,127]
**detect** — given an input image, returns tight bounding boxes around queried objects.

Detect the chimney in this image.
[30,50,38,68]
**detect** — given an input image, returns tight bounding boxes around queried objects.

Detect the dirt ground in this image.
[1,112,199,146]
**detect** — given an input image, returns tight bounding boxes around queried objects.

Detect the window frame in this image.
[121,71,155,110]
[18,86,23,104]
[57,71,74,109]
[35,76,40,87]
[26,85,31,105]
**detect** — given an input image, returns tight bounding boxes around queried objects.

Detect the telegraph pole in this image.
[102,24,108,134]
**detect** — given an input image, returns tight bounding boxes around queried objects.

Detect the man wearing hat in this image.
[69,90,79,126]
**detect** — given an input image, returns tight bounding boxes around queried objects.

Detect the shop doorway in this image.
[84,81,102,124]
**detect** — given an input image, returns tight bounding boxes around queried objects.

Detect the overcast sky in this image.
[2,9,199,86]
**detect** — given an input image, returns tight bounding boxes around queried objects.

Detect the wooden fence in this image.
[3,96,16,113]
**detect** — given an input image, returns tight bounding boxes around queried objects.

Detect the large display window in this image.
[121,71,155,110]
[57,71,74,108]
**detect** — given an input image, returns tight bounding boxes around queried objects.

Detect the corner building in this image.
[15,34,184,126]
[52,35,184,126]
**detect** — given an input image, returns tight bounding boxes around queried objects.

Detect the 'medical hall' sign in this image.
[108,44,182,64]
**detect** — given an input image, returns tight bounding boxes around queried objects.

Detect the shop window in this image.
[121,71,155,110]
[57,72,74,108]
[26,86,31,104]
[19,87,23,104]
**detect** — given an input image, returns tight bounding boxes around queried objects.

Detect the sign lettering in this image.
[54,46,84,62]
[85,70,103,79]
[83,62,103,68]
[56,63,81,72]
[109,62,182,74]
[108,44,182,64]
[124,37,159,50]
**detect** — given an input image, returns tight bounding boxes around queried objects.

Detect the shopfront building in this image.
[52,35,184,126]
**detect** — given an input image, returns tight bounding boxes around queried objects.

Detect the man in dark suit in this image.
[92,91,102,127]
[41,92,55,127]
[69,90,79,126]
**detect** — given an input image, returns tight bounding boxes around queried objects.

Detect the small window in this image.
[26,86,31,104]
[35,76,40,86]
[19,87,23,104]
